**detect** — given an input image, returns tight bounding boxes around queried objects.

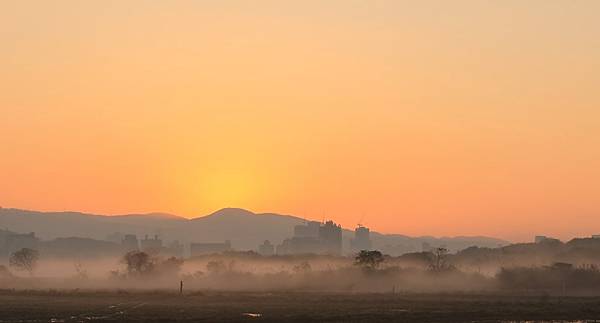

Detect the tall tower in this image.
[318,220,342,255]
[351,224,371,251]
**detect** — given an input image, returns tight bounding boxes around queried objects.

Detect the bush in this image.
[9,248,39,275]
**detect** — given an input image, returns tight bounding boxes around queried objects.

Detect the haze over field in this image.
[1,1,599,242]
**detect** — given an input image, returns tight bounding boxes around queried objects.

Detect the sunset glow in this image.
[1,1,599,241]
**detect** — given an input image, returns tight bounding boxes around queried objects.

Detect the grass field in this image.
[1,290,600,322]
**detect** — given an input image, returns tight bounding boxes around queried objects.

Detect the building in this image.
[258,240,275,256]
[593,235,600,239]
[276,220,343,256]
[294,221,320,239]
[165,240,184,257]
[121,234,139,252]
[0,230,39,259]
[190,240,231,257]
[350,225,371,252]
[141,235,162,253]
[318,220,342,255]
[40,237,123,258]
[276,236,322,255]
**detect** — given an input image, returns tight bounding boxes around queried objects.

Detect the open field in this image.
[1,290,600,322]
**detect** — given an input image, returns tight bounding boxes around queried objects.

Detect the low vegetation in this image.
[2,247,600,295]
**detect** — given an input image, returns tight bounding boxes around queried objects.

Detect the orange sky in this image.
[1,1,599,242]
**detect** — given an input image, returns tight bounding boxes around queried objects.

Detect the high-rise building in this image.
[141,234,162,252]
[0,230,39,258]
[166,240,184,257]
[276,220,343,256]
[350,225,371,252]
[190,240,231,257]
[318,220,342,255]
[294,221,320,239]
[121,234,139,252]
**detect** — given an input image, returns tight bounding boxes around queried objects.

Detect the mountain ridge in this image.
[0,207,510,254]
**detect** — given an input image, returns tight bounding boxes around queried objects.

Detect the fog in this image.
[3,247,600,295]
[0,257,489,293]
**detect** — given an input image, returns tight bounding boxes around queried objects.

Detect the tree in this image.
[354,250,384,270]
[123,251,154,276]
[9,248,39,275]
[429,247,453,272]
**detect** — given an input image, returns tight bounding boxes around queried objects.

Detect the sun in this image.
[172,163,271,216]
[201,169,257,209]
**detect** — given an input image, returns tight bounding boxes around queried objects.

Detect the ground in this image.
[1,290,600,322]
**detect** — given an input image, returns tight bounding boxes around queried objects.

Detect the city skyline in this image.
[0,205,589,244]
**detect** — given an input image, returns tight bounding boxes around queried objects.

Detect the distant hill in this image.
[0,207,509,255]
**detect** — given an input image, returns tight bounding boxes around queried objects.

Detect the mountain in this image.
[0,207,509,255]
[185,208,306,249]
[0,208,186,241]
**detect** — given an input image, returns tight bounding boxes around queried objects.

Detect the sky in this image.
[1,1,599,242]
